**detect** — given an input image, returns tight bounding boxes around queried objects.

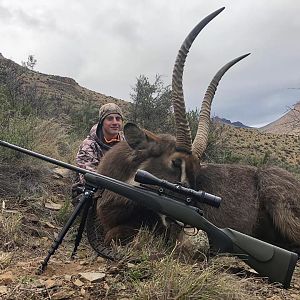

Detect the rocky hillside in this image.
[259,101,300,135]
[212,116,251,129]
[0,53,130,114]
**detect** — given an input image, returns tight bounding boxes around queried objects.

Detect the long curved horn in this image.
[172,7,225,153]
[192,53,251,159]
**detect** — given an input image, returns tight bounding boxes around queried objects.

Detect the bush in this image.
[0,112,38,162]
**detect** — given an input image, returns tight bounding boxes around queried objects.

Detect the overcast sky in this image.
[1,0,300,127]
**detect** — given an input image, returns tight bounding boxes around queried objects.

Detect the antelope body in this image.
[94,8,300,253]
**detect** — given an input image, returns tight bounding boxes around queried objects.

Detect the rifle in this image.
[0,140,298,288]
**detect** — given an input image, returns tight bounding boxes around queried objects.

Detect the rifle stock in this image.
[0,140,298,288]
[222,228,297,289]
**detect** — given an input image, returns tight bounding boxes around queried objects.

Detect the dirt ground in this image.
[0,185,299,299]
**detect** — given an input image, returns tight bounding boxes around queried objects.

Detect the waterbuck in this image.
[87,7,300,255]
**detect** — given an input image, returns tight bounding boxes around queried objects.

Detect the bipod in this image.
[36,181,98,274]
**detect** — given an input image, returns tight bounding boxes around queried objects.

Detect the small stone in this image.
[44,279,58,289]
[64,275,72,281]
[52,167,71,178]
[177,229,209,259]
[73,279,84,287]
[104,282,109,290]
[45,201,62,210]
[79,272,106,283]
[51,290,75,300]
[0,286,8,295]
[96,256,106,263]
[0,271,14,284]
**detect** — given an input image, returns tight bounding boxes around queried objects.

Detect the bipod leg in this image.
[36,189,95,275]
[71,188,94,258]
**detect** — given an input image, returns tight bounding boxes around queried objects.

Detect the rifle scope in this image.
[135,169,221,208]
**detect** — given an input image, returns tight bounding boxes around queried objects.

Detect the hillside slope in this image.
[259,101,300,135]
[214,124,300,170]
[0,53,130,113]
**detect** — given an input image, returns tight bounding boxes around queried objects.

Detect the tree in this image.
[186,108,200,140]
[22,55,37,70]
[128,75,174,133]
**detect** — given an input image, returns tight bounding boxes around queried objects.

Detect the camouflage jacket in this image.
[75,122,125,183]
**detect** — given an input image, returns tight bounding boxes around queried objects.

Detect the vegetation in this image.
[21,54,37,70]
[128,74,175,134]
[0,60,299,298]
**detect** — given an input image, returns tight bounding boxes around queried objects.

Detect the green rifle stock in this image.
[0,140,298,288]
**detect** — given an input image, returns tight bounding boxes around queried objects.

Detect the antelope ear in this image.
[124,123,159,150]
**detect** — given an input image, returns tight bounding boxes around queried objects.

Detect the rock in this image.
[0,271,14,284]
[51,290,75,300]
[0,285,8,294]
[96,256,106,263]
[80,288,86,296]
[64,275,72,281]
[177,229,210,259]
[73,279,84,287]
[103,282,110,290]
[52,167,71,179]
[44,278,59,289]
[45,201,62,210]
[79,272,106,283]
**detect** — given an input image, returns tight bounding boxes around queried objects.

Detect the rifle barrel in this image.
[0,140,83,172]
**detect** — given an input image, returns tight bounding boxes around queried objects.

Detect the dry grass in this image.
[30,118,81,164]
[0,210,23,249]
[112,230,272,300]
[212,124,300,170]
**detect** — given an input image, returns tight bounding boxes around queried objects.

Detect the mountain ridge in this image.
[0,53,130,114]
[1,53,299,135]
[212,116,251,129]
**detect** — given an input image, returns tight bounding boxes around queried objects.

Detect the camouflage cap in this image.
[99,103,124,124]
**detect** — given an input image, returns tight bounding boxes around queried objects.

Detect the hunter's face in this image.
[102,113,123,139]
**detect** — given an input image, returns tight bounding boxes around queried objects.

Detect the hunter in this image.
[71,102,125,205]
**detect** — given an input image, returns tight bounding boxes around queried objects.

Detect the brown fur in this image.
[196,164,300,252]
[96,123,300,253]
[96,123,198,245]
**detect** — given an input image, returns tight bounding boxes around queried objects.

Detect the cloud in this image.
[1,0,300,126]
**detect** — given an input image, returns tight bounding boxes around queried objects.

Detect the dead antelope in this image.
[88,7,300,255]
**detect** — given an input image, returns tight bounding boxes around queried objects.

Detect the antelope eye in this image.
[172,158,182,168]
